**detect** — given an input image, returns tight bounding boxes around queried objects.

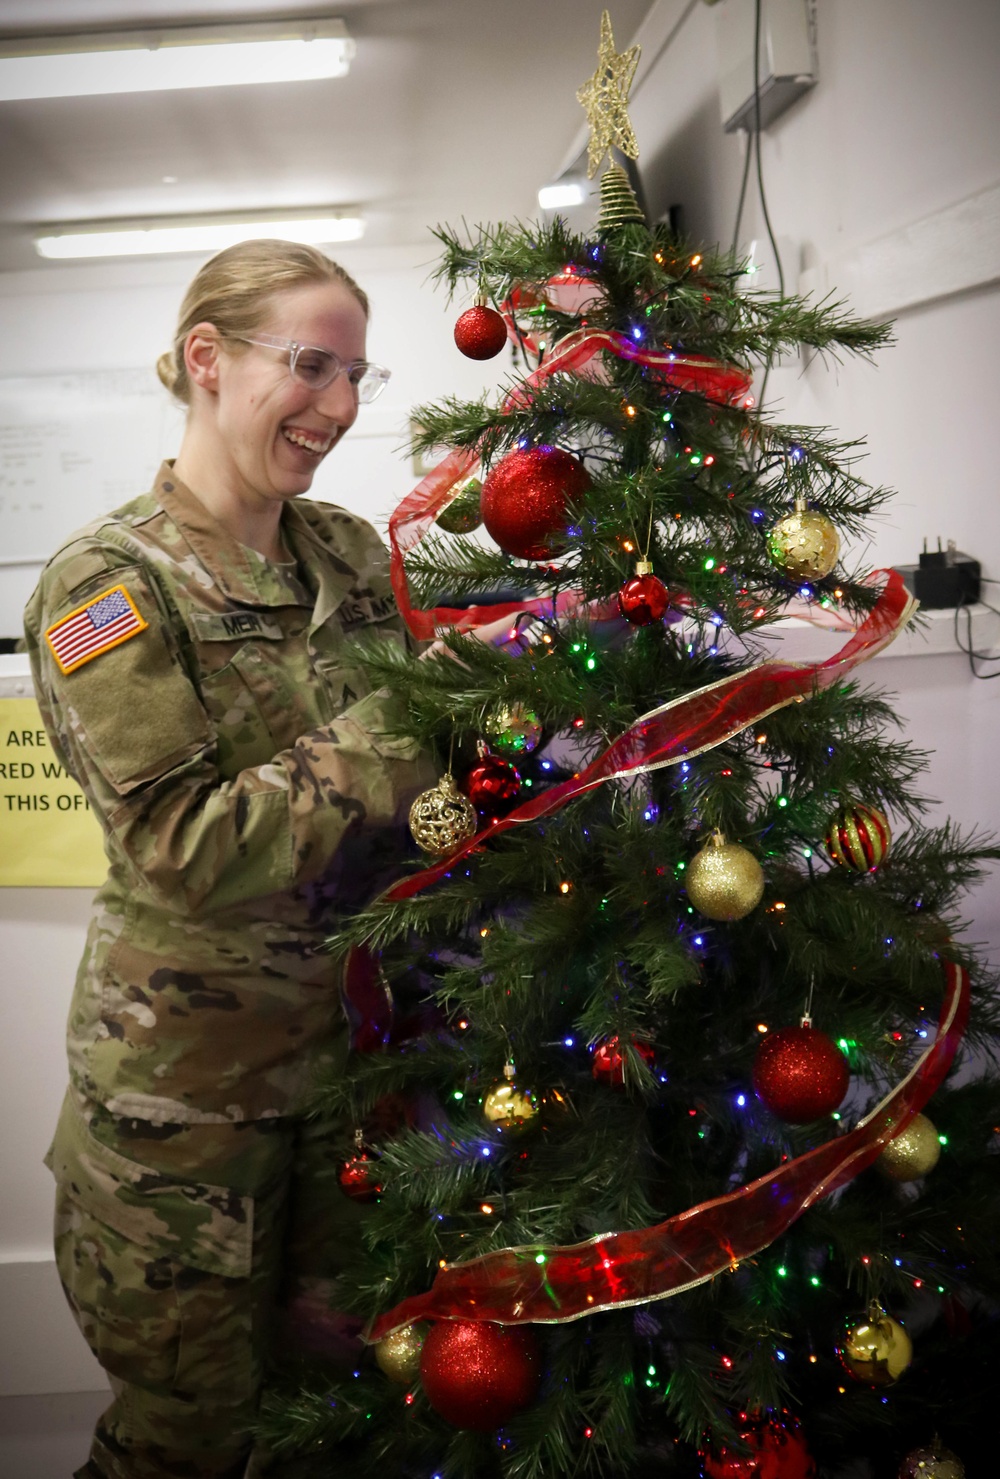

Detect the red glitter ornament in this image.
[592,1034,655,1087]
[337,1135,383,1203]
[618,564,670,625]
[466,755,521,815]
[753,1022,849,1124]
[481,445,589,561]
[419,1319,541,1430]
[702,1410,817,1478]
[454,303,508,360]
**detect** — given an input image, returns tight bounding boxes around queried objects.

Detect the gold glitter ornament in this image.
[435,478,483,535]
[838,1304,913,1386]
[375,1322,427,1384]
[878,1112,942,1181]
[577,10,641,178]
[898,1438,965,1479]
[408,772,477,856]
[767,497,840,581]
[484,702,543,757]
[482,1061,539,1133]
[686,831,765,921]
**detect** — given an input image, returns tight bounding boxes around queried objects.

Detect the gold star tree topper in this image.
[577,10,641,179]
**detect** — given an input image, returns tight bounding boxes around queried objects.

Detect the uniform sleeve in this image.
[24,541,436,918]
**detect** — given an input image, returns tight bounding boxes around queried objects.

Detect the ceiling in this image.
[0,0,653,272]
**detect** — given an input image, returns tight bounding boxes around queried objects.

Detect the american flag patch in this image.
[45,584,148,675]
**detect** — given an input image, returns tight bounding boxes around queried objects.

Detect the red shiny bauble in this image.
[420,1319,541,1431]
[752,1025,849,1124]
[454,304,508,360]
[466,755,521,815]
[481,446,589,561]
[618,572,670,625]
[702,1411,817,1478]
[592,1034,655,1088]
[337,1150,383,1203]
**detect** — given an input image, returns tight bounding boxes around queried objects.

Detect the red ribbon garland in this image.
[389,328,752,640]
[369,960,968,1338]
[380,567,915,905]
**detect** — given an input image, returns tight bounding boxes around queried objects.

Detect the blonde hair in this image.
[156,239,369,403]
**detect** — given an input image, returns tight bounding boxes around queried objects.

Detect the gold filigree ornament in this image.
[408,772,477,857]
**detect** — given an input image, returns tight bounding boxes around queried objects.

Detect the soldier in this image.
[24,239,441,1479]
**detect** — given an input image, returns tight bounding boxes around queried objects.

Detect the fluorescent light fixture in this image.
[0,20,353,102]
[538,181,587,210]
[36,214,365,260]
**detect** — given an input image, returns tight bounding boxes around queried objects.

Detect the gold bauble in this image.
[838,1306,912,1386]
[408,773,477,856]
[484,702,543,757]
[686,832,765,921]
[375,1322,427,1384]
[898,1438,965,1479]
[767,501,840,581]
[878,1112,942,1182]
[482,1062,539,1133]
[435,478,483,535]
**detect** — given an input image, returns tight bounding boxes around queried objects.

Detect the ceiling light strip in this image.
[36,216,365,260]
[0,20,353,101]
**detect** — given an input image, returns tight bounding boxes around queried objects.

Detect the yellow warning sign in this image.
[0,697,105,887]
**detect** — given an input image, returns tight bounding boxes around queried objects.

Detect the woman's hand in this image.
[416,613,519,664]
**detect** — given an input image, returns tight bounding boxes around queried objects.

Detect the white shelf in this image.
[751,603,999,666]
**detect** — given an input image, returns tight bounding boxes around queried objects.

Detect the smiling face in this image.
[192,277,370,510]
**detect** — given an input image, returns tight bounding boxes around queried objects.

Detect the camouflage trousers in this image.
[48,1086,368,1479]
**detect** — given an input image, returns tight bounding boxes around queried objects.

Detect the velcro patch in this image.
[339,590,399,629]
[45,584,148,675]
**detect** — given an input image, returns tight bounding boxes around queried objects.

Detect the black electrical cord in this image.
[752,0,785,299]
[731,0,786,430]
[953,592,1000,679]
[730,129,754,259]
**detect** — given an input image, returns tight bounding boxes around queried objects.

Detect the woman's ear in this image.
[184,322,222,394]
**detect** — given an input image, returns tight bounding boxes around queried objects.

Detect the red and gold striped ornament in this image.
[825,802,891,872]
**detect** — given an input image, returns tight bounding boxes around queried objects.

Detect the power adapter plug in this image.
[896,539,981,609]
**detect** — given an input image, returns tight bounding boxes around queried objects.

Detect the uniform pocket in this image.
[47,1090,253,1279]
[43,567,211,795]
[48,1092,266,1403]
[198,642,327,771]
[198,654,280,777]
[54,1182,184,1391]
[54,1187,261,1403]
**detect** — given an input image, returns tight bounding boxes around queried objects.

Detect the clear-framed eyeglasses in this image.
[231,333,391,404]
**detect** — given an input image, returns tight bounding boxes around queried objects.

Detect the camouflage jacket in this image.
[25,463,435,1124]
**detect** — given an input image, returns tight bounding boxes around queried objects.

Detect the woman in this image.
[24,240,438,1479]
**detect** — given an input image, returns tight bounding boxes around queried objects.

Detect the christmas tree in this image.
[262,15,1000,1477]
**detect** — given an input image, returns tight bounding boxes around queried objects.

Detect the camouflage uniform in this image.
[24,464,436,1479]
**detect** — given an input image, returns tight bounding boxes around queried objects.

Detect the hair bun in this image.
[156,350,179,392]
